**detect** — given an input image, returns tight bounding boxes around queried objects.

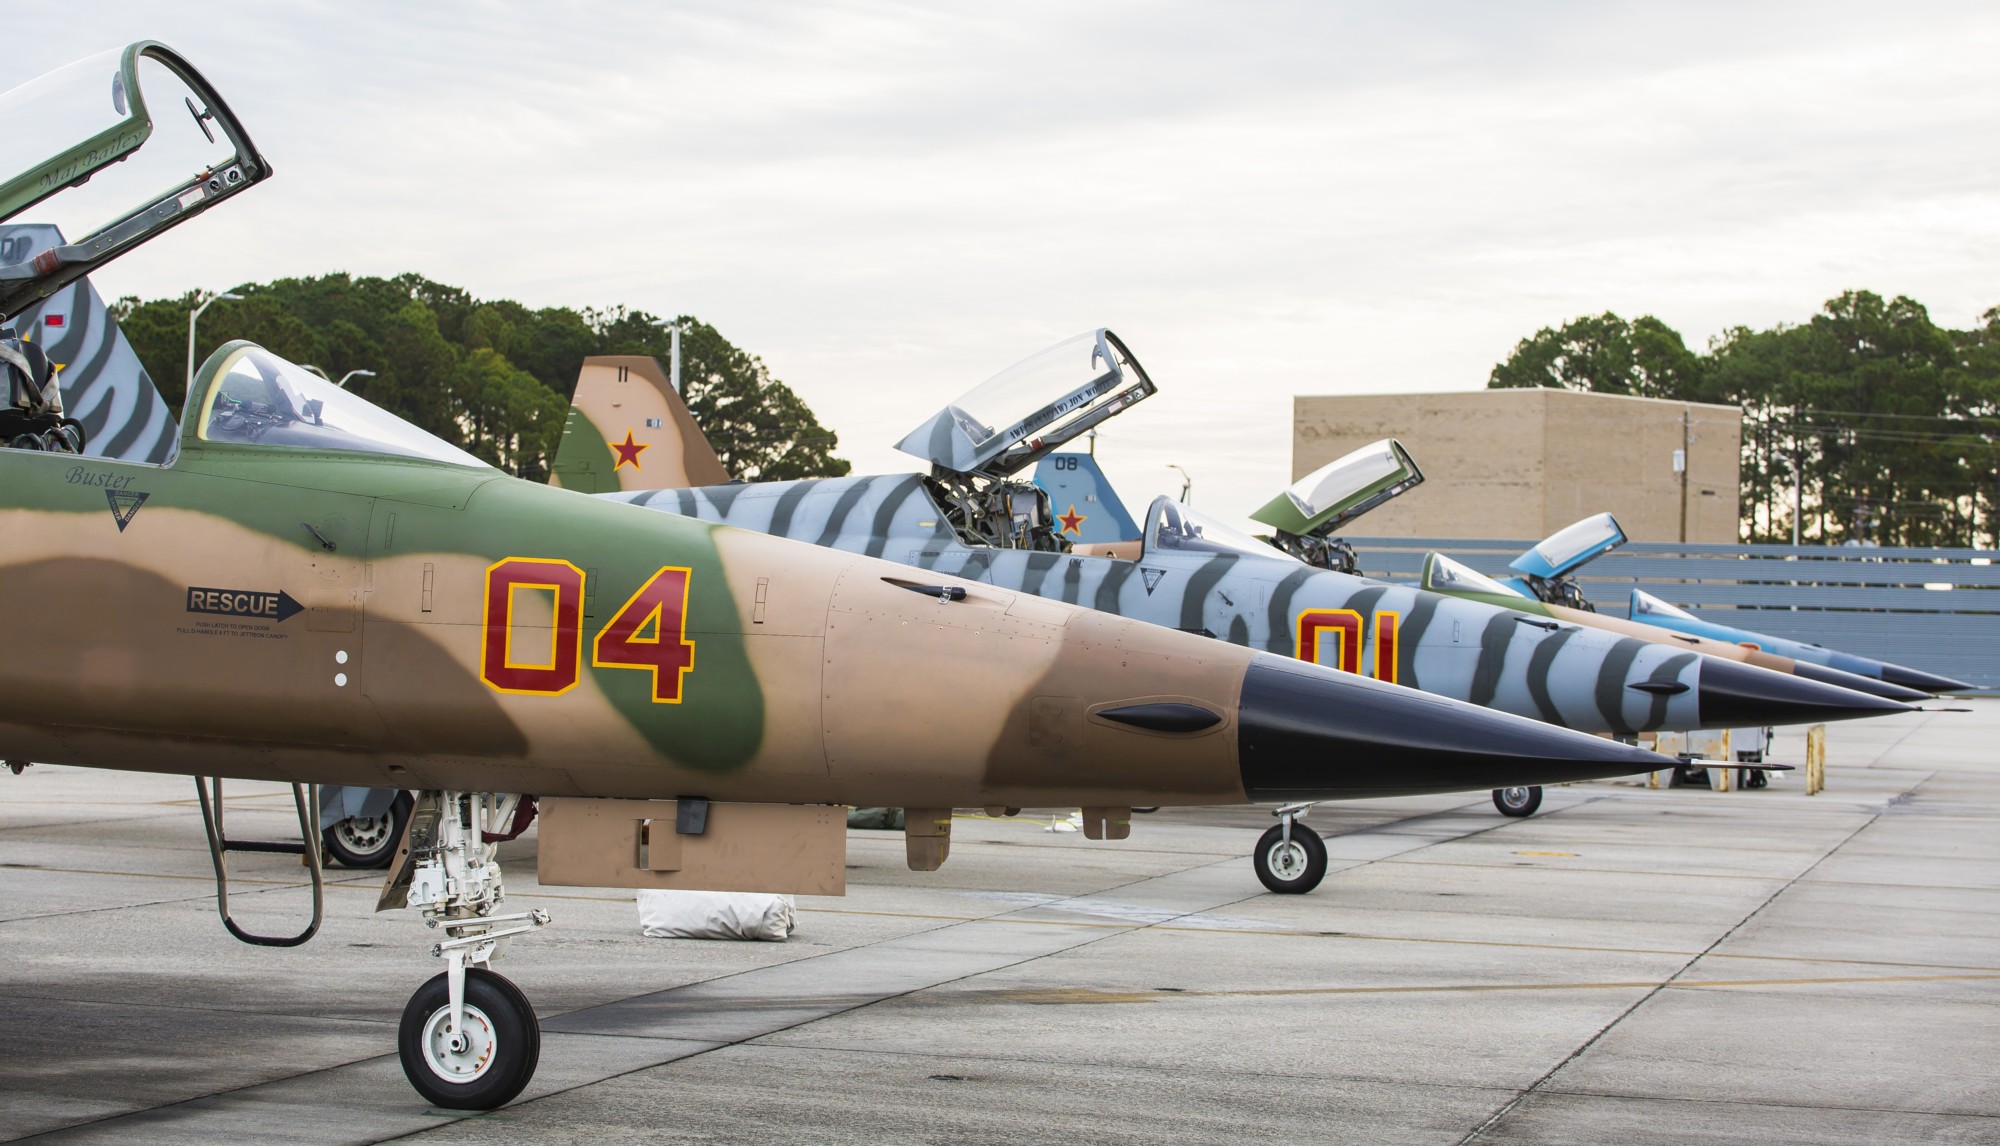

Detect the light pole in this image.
[1167,464,1191,505]
[654,318,682,392]
[187,290,241,390]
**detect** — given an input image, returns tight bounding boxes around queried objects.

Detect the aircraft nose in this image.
[1695,658,1914,727]
[1787,660,1933,703]
[1235,655,1674,801]
[1878,663,1974,694]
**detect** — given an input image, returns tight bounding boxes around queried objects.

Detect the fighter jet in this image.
[1416,513,1946,702]
[1629,589,1972,695]
[1416,550,1933,702]
[564,331,1911,878]
[0,42,1689,1110]
[1485,511,1971,695]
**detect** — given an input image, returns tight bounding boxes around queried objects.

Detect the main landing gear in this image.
[1253,802,1328,894]
[1491,785,1543,817]
[394,791,549,1110]
[324,790,413,869]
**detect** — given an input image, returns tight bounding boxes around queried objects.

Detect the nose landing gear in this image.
[1492,785,1543,817]
[392,791,549,1110]
[1253,802,1328,894]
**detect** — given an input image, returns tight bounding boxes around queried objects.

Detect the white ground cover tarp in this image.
[637,889,795,940]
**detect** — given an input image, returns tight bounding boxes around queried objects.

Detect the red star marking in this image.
[1058,504,1087,535]
[611,430,649,471]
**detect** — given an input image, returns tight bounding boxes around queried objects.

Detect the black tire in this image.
[1744,769,1768,789]
[400,968,540,1110]
[1252,823,1327,894]
[323,791,413,868]
[1492,786,1543,817]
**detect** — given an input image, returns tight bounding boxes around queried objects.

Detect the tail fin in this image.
[550,355,729,492]
[0,224,177,464]
[1032,451,1142,543]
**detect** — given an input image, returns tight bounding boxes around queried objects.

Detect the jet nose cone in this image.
[1236,656,1673,801]
[1788,660,1934,703]
[1878,663,1974,694]
[1696,658,1914,727]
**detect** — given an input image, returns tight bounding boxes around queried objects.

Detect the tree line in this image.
[111,273,850,483]
[1489,291,2000,548]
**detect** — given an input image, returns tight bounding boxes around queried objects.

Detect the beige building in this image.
[1292,389,1742,543]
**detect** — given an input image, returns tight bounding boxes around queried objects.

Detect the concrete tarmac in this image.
[1,703,1996,1144]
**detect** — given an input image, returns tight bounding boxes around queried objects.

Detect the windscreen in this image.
[1424,553,1524,597]
[199,346,492,468]
[1145,497,1297,561]
[1630,590,1696,622]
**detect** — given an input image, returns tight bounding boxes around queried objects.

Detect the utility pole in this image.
[1791,445,1804,547]
[1676,405,1690,543]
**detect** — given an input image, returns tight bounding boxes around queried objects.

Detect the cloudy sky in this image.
[13,3,1999,524]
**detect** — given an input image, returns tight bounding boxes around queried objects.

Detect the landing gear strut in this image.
[1253,802,1327,894]
[394,791,549,1110]
[1492,785,1543,817]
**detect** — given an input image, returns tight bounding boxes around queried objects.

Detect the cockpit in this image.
[1144,497,1299,562]
[194,345,491,468]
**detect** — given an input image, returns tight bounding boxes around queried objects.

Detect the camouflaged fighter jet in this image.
[1254,454,1955,705]
[561,330,1911,886]
[0,42,1695,1111]
[1418,514,1940,703]
[1480,512,1971,695]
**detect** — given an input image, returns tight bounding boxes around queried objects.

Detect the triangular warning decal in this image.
[106,489,149,532]
[1140,567,1166,595]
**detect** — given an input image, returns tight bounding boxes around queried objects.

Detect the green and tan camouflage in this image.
[0,41,1693,1111]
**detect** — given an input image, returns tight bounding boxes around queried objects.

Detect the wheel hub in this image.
[420,1003,496,1082]
[334,812,391,852]
[1266,841,1308,879]
[1499,787,1530,808]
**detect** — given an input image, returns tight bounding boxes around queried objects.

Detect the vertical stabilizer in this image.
[551,355,729,492]
[1032,451,1141,543]
[0,224,177,464]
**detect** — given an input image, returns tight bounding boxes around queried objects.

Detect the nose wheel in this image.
[1492,785,1543,817]
[400,967,541,1109]
[1253,803,1327,894]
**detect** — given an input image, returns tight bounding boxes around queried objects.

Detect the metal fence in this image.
[1345,536,2000,692]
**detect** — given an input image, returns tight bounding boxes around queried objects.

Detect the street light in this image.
[187,290,241,390]
[303,365,376,389]
[654,318,682,393]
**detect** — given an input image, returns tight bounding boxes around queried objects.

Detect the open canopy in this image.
[1250,438,1423,537]
[0,41,269,322]
[895,329,1154,480]
[1511,512,1626,579]
[187,343,491,468]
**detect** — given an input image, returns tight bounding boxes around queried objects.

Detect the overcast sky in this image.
[12,3,1999,524]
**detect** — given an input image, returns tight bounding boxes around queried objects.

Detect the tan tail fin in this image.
[550,355,729,492]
